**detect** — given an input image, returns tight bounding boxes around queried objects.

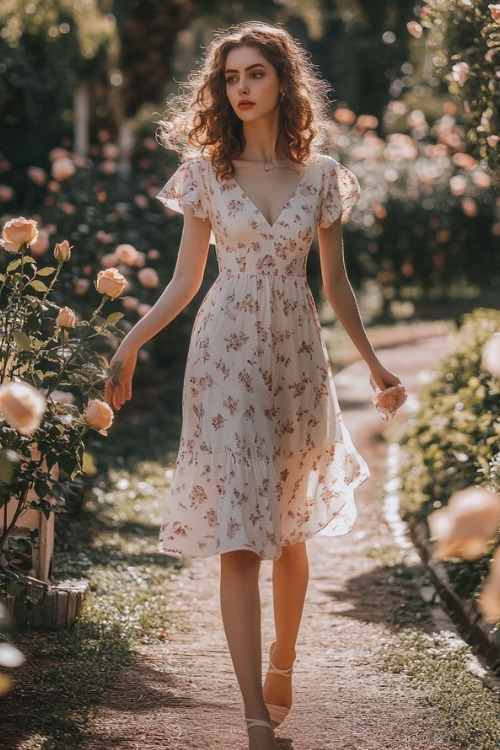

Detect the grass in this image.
[378,628,500,750]
[0,428,184,749]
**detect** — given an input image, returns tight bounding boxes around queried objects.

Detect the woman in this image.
[105,21,404,750]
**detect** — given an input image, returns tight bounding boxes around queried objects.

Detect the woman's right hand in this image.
[104,343,138,410]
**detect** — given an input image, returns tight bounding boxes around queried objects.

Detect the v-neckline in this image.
[230,163,309,229]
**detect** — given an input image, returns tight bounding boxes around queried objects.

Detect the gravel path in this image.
[82,334,465,750]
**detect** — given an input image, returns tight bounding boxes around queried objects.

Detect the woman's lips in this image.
[238,101,255,110]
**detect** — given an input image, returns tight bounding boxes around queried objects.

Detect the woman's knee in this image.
[275,541,308,566]
[221,549,261,573]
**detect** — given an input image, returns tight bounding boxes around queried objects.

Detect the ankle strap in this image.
[246,718,274,731]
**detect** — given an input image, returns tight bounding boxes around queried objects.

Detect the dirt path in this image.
[82,335,465,750]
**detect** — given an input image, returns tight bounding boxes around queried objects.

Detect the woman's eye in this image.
[225,76,237,84]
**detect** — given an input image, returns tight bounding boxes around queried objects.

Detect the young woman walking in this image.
[106,21,404,750]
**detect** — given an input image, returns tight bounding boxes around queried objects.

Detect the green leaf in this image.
[0,272,5,282]
[13,330,32,351]
[36,266,57,277]
[6,258,22,273]
[105,312,124,326]
[21,255,37,266]
[28,279,49,293]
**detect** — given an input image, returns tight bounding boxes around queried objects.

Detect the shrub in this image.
[400,308,500,523]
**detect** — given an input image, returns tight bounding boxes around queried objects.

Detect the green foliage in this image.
[419,0,500,178]
[0,228,124,601]
[0,0,118,165]
[0,455,180,748]
[400,308,500,523]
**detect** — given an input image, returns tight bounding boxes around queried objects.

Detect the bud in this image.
[56,306,76,328]
[54,240,71,262]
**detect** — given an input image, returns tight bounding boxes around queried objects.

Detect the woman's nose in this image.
[238,78,249,94]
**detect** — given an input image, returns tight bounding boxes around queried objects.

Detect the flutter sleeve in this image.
[318,157,360,228]
[156,159,211,220]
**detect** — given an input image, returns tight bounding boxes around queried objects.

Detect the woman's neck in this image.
[240,116,283,164]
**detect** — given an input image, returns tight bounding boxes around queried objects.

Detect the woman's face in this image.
[224,45,282,124]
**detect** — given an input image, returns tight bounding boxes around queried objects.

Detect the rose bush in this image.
[0,218,124,601]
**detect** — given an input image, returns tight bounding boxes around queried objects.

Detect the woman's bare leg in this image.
[263,542,309,712]
[220,550,276,750]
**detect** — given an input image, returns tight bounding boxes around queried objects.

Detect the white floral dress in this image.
[156,153,369,560]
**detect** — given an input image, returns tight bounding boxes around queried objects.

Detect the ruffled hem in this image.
[157,443,369,560]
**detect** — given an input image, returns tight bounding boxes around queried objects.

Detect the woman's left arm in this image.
[318,217,401,391]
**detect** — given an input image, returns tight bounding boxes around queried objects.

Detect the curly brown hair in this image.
[158,22,331,181]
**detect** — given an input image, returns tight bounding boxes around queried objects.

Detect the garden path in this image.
[82,332,468,750]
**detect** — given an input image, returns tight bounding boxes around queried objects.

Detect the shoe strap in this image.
[246,718,274,731]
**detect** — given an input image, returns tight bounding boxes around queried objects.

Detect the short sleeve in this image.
[318,157,360,228]
[156,159,210,220]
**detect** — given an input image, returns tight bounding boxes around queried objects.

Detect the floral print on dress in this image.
[156,154,369,560]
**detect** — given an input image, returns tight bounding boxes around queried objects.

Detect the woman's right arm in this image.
[105,207,212,409]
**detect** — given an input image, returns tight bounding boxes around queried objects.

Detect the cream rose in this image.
[428,487,500,561]
[85,399,114,434]
[56,306,76,328]
[51,157,76,182]
[137,267,160,288]
[96,268,127,299]
[2,217,39,253]
[0,381,46,435]
[114,243,141,266]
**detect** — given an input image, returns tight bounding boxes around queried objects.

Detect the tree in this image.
[0,0,118,167]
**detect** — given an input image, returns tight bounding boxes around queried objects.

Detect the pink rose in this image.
[51,158,76,182]
[482,333,500,379]
[487,135,499,148]
[74,278,90,295]
[54,239,71,262]
[407,21,423,39]
[30,228,50,256]
[101,253,118,268]
[334,107,356,125]
[50,390,75,405]
[102,143,119,160]
[114,243,141,266]
[122,296,139,311]
[0,381,46,435]
[56,306,76,328]
[478,547,500,623]
[96,268,127,298]
[0,185,14,202]
[451,62,469,86]
[85,399,114,434]
[428,487,500,561]
[137,267,160,289]
[488,4,500,21]
[27,166,47,186]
